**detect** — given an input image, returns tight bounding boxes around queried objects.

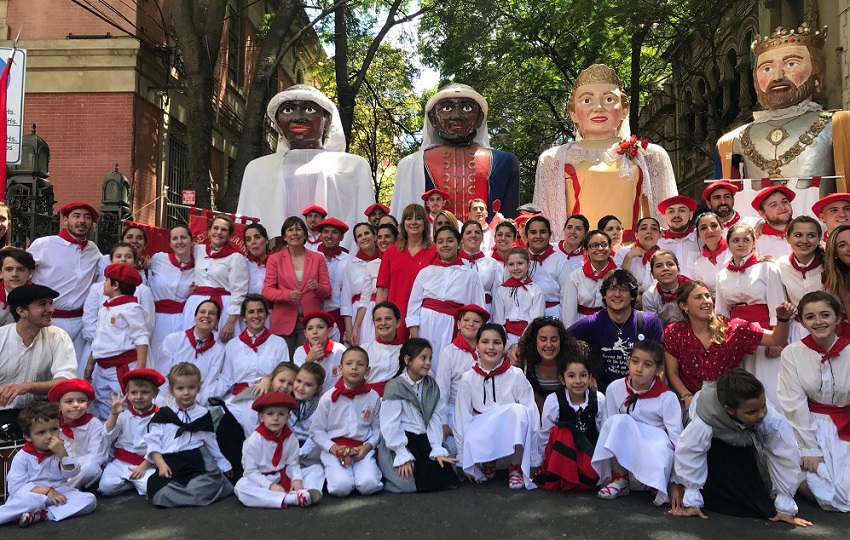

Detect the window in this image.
[167,136,189,228]
[227,4,242,86]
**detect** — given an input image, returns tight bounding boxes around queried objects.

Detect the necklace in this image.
[740,111,832,177]
[611,317,628,335]
[764,120,791,147]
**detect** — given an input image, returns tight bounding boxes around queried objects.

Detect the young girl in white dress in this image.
[362,301,405,396]
[454,323,541,490]
[778,291,850,512]
[525,216,570,317]
[561,230,617,327]
[406,226,485,371]
[777,216,824,343]
[619,217,662,295]
[491,247,545,347]
[641,250,690,328]
[592,339,682,504]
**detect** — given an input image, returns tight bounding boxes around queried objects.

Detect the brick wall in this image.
[7,0,138,40]
[23,92,134,211]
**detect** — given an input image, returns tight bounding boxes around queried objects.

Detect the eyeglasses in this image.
[607,285,632,293]
[587,242,610,250]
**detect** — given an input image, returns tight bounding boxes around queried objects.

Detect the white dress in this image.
[778,340,850,511]
[715,255,786,406]
[777,255,824,342]
[528,248,569,317]
[406,263,485,372]
[182,244,249,334]
[691,248,731,297]
[560,266,606,327]
[491,280,545,347]
[591,377,681,500]
[156,330,227,405]
[148,253,195,362]
[453,363,541,489]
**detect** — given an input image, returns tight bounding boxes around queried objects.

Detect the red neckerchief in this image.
[802,335,850,363]
[61,413,94,439]
[246,252,268,266]
[103,295,138,308]
[306,235,322,246]
[0,280,29,310]
[461,251,486,262]
[186,329,216,358]
[451,333,477,364]
[641,244,660,266]
[256,423,294,467]
[761,223,786,237]
[318,244,344,258]
[491,251,506,263]
[656,275,691,303]
[472,358,511,378]
[726,254,759,273]
[129,404,159,417]
[168,252,195,270]
[558,241,583,259]
[58,229,88,250]
[205,243,239,259]
[623,377,670,411]
[331,378,371,402]
[502,276,532,290]
[356,249,382,262]
[239,328,272,353]
[702,239,727,265]
[582,257,617,282]
[662,225,694,240]
[530,244,556,264]
[790,254,821,279]
[723,212,741,228]
[302,339,334,359]
[433,256,464,267]
[376,332,405,346]
[21,442,53,464]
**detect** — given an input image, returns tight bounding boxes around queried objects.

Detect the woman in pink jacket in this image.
[263,215,331,356]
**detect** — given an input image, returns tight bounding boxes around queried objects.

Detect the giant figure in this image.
[390,84,520,222]
[534,65,677,242]
[238,85,375,251]
[716,24,850,219]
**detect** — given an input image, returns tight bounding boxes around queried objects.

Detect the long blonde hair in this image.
[825,224,850,298]
[398,204,432,251]
[677,280,728,345]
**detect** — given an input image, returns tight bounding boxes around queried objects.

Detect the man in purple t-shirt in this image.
[568,269,663,391]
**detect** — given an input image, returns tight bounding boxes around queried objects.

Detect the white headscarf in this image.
[266,85,347,153]
[422,84,490,150]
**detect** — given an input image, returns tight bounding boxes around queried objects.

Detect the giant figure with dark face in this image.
[390,84,519,222]
[238,85,375,251]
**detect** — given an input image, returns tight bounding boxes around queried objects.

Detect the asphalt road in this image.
[3,473,847,539]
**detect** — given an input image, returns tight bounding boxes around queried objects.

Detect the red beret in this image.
[252,391,297,412]
[316,217,349,234]
[812,193,850,217]
[455,304,490,323]
[121,368,165,391]
[301,310,335,329]
[301,205,328,217]
[60,202,99,222]
[104,263,143,287]
[421,188,450,202]
[751,185,796,212]
[702,180,739,202]
[48,378,95,403]
[364,203,390,216]
[657,195,697,214]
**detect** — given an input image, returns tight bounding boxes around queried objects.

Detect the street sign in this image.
[0,48,25,165]
[182,190,196,205]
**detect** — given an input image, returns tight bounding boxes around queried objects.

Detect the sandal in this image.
[598,473,630,500]
[480,462,497,480]
[508,465,524,489]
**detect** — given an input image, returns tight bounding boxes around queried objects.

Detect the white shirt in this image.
[157,330,226,404]
[29,235,101,311]
[675,401,801,515]
[778,340,850,457]
[715,255,785,327]
[491,281,545,329]
[293,341,346,395]
[341,257,369,318]
[0,324,77,409]
[658,232,700,280]
[241,429,302,486]
[323,252,352,312]
[91,299,151,359]
[309,386,382,451]
[82,283,156,342]
[776,255,823,307]
[756,230,791,261]
[538,389,606,464]
[641,284,687,328]
[435,341,477,423]
[246,260,267,295]
[406,264,486,328]
[462,254,502,304]
[691,250,732,297]
[143,401,232,472]
[148,253,195,304]
[560,267,605,327]
[6,448,79,496]
[363,340,402,385]
[60,415,108,468]
[603,377,682,447]
[221,332,290,395]
[380,374,448,466]
[358,259,381,310]
[528,248,569,307]
[192,244,249,317]
[106,407,157,458]
[0,284,13,327]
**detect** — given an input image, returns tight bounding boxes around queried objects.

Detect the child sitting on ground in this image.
[290,363,327,492]
[234,391,322,508]
[0,402,97,527]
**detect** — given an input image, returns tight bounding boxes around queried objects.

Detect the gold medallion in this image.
[766,126,789,146]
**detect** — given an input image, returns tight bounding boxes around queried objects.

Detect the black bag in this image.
[207,397,245,484]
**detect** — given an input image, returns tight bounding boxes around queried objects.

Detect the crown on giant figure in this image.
[573,64,624,90]
[752,23,827,56]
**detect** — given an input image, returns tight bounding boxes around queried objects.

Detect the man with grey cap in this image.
[391,83,519,223]
[0,284,77,436]
[237,85,375,251]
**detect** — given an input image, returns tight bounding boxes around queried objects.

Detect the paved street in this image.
[3,474,847,539]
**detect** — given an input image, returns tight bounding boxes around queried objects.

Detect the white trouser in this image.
[98,458,153,496]
[0,485,96,524]
[320,450,382,496]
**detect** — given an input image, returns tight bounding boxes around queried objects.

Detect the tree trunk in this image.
[629,26,647,135]
[220,0,304,212]
[334,3,354,148]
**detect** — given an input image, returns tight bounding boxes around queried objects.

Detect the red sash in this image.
[96,349,138,383]
[367,380,389,397]
[114,448,146,466]
[332,437,364,449]
[504,320,528,336]
[154,299,185,314]
[807,399,850,441]
[192,286,229,310]
[52,308,84,318]
[232,382,250,396]
[577,305,601,316]
[545,301,559,309]
[326,308,345,337]
[422,298,463,316]
[730,303,771,329]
